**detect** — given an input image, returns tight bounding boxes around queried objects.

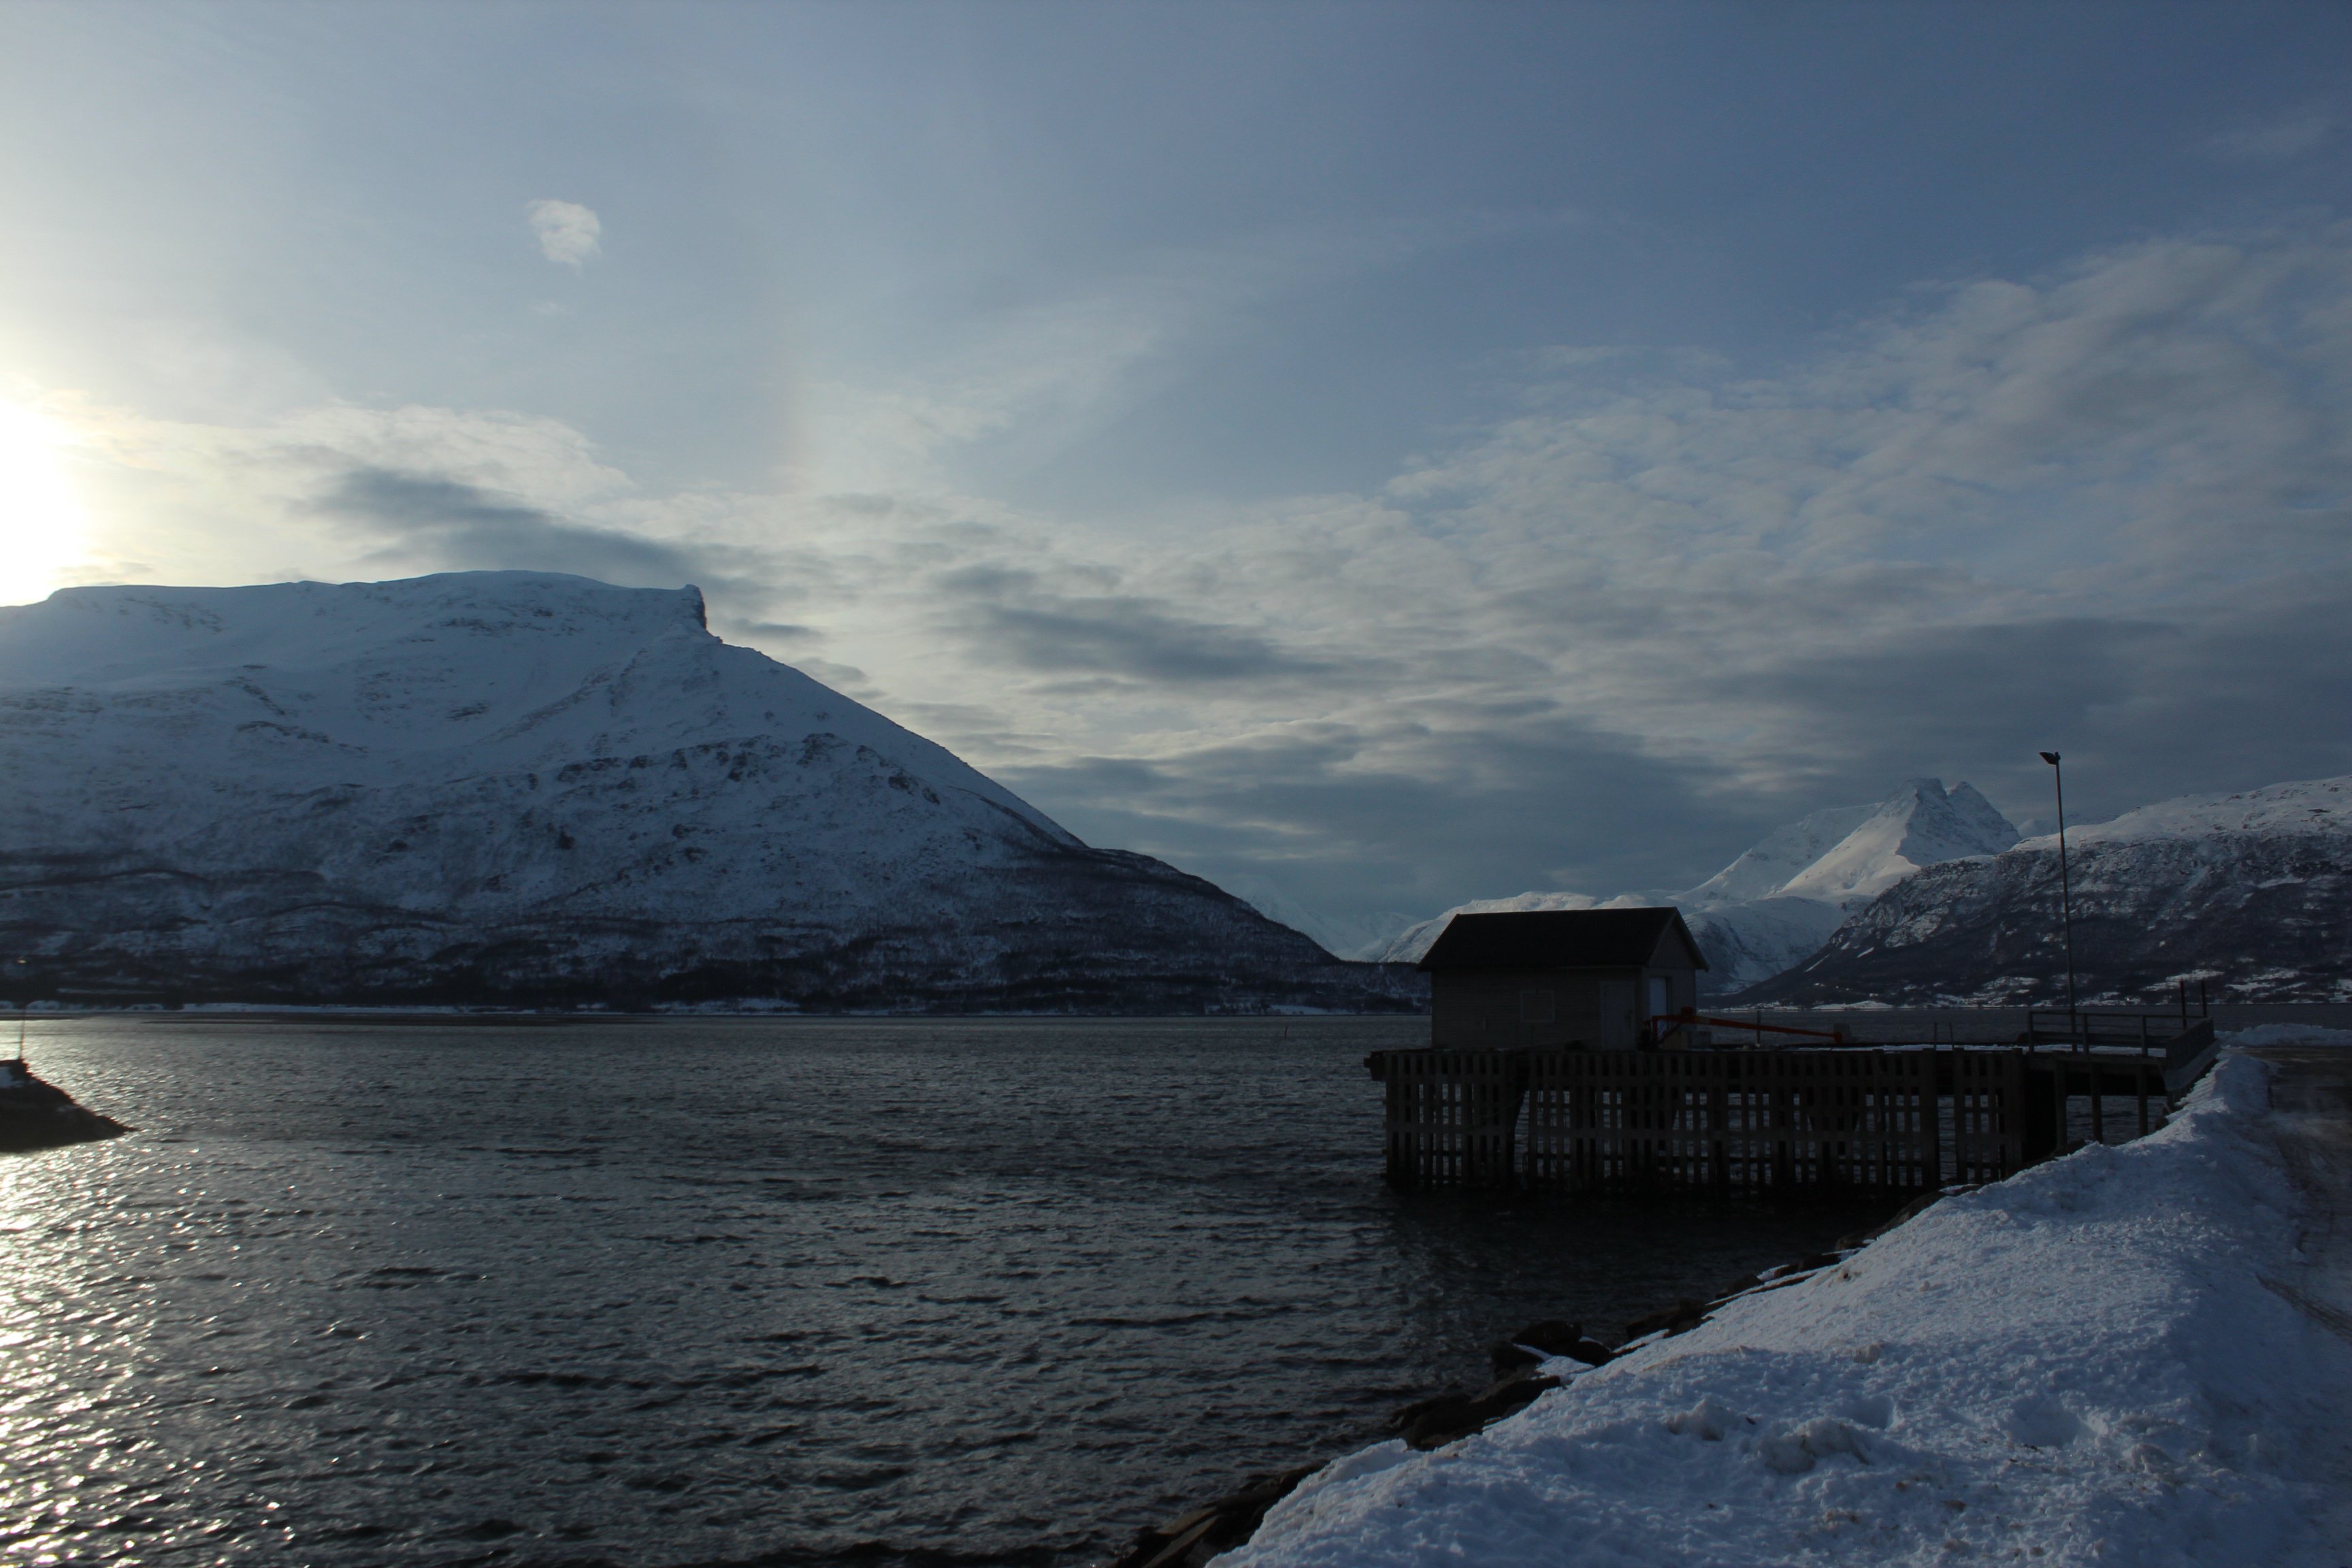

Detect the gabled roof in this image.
[1416,907,1709,972]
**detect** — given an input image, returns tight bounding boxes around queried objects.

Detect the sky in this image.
[3,1,2350,951]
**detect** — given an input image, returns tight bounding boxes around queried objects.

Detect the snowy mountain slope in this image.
[0,573,1416,1011]
[1226,878,1417,964]
[1749,775,2352,1005]
[1358,780,2018,993]
[2053,778,2352,845]
[1677,802,1877,905]
[1774,779,2016,904]
[1680,897,1850,992]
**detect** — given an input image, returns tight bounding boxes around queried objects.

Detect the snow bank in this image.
[2208,1024,2352,1049]
[1225,1045,2352,1567]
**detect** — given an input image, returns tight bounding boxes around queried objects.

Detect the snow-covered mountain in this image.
[1751,775,2352,1005]
[1689,781,2019,907]
[0,573,1416,1011]
[1225,877,1417,965]
[1359,779,2019,994]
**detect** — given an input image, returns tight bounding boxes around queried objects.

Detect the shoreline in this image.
[14,1002,2352,1033]
[1102,1196,1930,1568]
[1185,1035,2352,1566]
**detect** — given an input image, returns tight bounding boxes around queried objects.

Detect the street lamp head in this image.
[2039,751,2061,766]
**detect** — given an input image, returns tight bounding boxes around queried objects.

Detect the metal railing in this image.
[2023,1009,2204,1054]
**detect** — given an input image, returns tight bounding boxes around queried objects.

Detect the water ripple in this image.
[0,1017,1888,1565]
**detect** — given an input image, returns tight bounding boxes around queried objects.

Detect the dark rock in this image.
[1390,1374,1560,1451]
[1388,1387,1467,1431]
[1489,1318,1613,1370]
[1109,1464,1322,1568]
[1709,1273,1765,1303]
[1622,1298,1709,1341]
[0,1067,129,1154]
[1509,1319,1583,1354]
[1488,1341,1543,1377]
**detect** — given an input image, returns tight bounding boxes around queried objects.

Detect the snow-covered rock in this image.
[1359,781,2018,994]
[1755,775,2352,1006]
[0,572,1416,1011]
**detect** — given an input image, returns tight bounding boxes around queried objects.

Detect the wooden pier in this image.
[1368,1015,2216,1192]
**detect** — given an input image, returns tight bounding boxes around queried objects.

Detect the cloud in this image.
[37,220,2352,940]
[525,199,602,270]
[2207,106,2333,163]
[314,468,698,585]
[996,713,1735,934]
[800,212,1578,490]
[944,568,1328,684]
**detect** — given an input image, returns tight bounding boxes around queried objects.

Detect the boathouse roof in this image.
[1416,907,1708,973]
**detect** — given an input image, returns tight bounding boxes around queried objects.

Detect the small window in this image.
[1647,975,1672,1020]
[1521,989,1556,1024]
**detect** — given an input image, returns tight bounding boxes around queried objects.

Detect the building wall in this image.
[1426,968,1625,1049]
[1429,964,1699,1049]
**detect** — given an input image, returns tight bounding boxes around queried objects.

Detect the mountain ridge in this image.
[0,572,1418,1012]
[1746,774,2352,1005]
[1358,778,2019,992]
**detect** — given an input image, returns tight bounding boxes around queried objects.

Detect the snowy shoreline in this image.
[1213,1032,2352,1567]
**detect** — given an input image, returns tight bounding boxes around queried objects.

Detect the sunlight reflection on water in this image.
[0,1017,1890,1566]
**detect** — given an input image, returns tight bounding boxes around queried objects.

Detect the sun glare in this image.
[0,399,90,607]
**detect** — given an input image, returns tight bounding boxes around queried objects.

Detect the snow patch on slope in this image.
[2026,775,2352,850]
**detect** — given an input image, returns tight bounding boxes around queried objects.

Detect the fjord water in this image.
[1,1018,1889,1567]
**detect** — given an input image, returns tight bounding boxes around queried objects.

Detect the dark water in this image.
[1,1017,1893,1567]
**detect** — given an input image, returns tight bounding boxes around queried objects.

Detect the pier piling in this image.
[1369,1014,2214,1192]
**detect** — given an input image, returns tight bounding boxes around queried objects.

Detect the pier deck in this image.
[1368,1017,2215,1191]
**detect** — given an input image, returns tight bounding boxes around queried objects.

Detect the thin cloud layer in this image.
[2208,106,2334,163]
[525,199,602,270]
[317,468,697,585]
[33,222,2352,939]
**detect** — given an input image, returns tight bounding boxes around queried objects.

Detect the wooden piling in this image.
[1368,1023,2195,1194]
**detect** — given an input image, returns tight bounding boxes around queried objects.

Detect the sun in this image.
[0,399,90,607]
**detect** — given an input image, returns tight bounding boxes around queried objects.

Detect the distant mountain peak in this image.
[1770,777,2019,908]
[1358,778,2020,991]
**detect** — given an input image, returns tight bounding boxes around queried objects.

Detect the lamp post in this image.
[2038,751,2078,1030]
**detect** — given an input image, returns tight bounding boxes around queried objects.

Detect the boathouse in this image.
[1418,907,1707,1051]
